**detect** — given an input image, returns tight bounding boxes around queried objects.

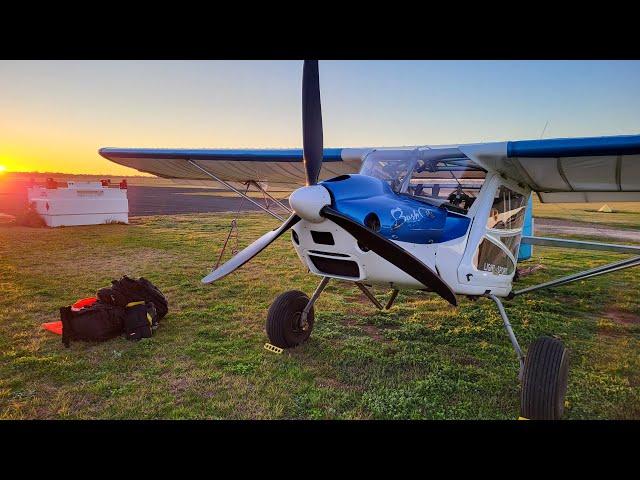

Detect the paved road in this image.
[0,185,290,217]
[127,186,290,216]
[535,218,640,243]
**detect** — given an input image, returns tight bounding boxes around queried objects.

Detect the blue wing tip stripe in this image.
[507,134,640,158]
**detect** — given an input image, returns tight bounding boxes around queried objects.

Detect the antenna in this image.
[539,120,550,139]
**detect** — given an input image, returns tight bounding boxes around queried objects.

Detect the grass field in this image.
[1,212,639,419]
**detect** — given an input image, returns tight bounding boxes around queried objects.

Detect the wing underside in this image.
[460,134,640,202]
[99,148,365,185]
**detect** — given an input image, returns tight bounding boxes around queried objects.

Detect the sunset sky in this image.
[1,60,640,176]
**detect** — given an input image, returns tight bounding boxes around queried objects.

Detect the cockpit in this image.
[359,148,487,215]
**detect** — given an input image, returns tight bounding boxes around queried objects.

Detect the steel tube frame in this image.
[521,236,640,255]
[354,282,384,310]
[512,255,640,297]
[248,180,292,214]
[385,289,400,310]
[187,160,286,222]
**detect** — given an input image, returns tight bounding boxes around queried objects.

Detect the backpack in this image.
[60,301,125,348]
[123,301,158,341]
[97,276,168,319]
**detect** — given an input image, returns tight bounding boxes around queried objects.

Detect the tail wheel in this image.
[266,290,314,349]
[520,336,570,420]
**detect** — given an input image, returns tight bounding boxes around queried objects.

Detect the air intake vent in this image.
[310,231,335,245]
[309,255,360,278]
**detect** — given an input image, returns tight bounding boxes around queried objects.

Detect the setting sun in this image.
[0,165,6,173]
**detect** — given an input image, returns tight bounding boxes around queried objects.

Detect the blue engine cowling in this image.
[320,174,470,245]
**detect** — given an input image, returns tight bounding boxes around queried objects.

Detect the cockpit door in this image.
[458,174,530,289]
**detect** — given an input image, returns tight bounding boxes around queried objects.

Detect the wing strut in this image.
[187,159,286,221]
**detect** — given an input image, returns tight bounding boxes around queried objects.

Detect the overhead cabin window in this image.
[406,158,486,214]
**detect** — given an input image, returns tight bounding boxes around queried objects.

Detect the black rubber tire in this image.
[265,290,314,349]
[520,336,570,420]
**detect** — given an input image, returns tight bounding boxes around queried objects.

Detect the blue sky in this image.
[1,60,639,174]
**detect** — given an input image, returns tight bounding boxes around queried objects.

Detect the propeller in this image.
[202,60,458,306]
[202,214,300,284]
[202,60,322,284]
[302,60,323,186]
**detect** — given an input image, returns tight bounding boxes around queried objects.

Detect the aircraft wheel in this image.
[520,336,570,420]
[266,290,314,349]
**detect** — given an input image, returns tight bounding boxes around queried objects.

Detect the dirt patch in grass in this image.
[604,308,640,325]
[316,377,364,392]
[516,264,545,278]
[342,317,391,343]
[361,324,387,342]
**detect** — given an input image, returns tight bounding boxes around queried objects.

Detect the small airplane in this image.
[100,61,640,419]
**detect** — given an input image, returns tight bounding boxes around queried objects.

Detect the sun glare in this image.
[0,165,6,173]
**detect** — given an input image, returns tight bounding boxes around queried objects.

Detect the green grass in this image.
[1,213,639,419]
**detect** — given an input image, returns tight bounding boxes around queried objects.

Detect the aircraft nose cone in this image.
[289,185,331,223]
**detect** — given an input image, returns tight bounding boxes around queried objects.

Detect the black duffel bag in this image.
[97,276,168,319]
[60,301,125,348]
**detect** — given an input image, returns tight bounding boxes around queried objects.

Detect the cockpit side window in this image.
[486,186,527,231]
[406,158,486,214]
[473,184,528,277]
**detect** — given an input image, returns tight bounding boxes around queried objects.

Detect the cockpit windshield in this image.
[359,149,487,215]
[359,157,413,194]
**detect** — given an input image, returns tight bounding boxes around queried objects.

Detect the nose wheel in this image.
[265,277,330,349]
[266,290,315,349]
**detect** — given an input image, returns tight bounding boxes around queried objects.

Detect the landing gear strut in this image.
[486,294,570,420]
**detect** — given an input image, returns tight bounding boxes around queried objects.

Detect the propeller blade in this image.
[320,207,458,306]
[302,60,323,186]
[201,214,300,284]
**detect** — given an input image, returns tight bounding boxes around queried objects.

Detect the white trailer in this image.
[27,180,129,227]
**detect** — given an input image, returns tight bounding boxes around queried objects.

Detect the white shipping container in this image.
[28,181,129,227]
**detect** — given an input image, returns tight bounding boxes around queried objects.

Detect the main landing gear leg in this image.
[486,294,524,376]
[485,293,570,420]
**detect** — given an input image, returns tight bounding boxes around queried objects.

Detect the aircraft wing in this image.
[459,134,640,202]
[99,147,368,185]
[101,134,640,202]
